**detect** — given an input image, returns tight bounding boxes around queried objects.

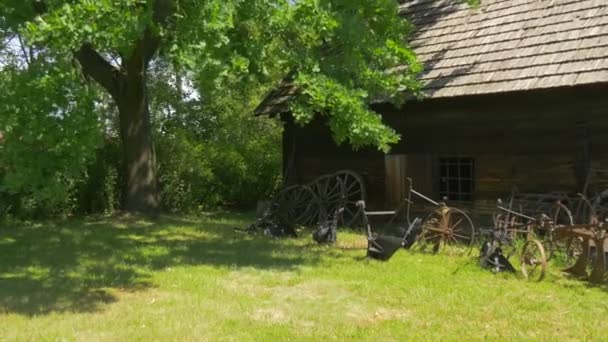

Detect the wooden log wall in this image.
[281,83,608,210]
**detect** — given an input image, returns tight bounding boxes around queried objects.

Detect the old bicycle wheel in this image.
[274,184,318,226]
[520,239,547,281]
[414,206,476,254]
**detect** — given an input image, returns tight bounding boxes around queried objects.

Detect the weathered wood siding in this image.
[282,84,608,209]
[282,115,386,209]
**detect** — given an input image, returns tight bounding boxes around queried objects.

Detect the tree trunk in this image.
[116,76,160,213]
[73,0,176,214]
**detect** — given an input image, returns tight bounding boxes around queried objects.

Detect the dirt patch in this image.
[251,308,288,323]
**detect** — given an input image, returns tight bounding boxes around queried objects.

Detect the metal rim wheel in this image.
[274,184,318,226]
[332,170,367,227]
[571,196,596,224]
[564,236,584,269]
[551,201,574,226]
[543,202,574,261]
[520,239,547,281]
[414,206,476,255]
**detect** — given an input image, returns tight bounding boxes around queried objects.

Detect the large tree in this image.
[0,0,421,213]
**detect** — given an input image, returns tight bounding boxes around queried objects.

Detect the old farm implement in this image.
[238,170,366,236]
[358,178,476,260]
[548,197,607,283]
[479,193,607,283]
[478,201,548,281]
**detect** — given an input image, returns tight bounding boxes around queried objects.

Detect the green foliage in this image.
[148,60,282,212]
[23,0,147,56]
[74,139,123,215]
[0,61,103,209]
[172,0,421,152]
[1,0,424,217]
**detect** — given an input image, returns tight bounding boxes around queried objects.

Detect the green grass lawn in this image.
[0,213,606,341]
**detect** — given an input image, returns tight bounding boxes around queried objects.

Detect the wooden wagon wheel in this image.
[307,174,343,224]
[274,184,318,226]
[332,170,367,227]
[307,170,366,227]
[520,239,547,281]
[414,205,476,255]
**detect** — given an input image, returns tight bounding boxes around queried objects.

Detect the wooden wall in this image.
[282,83,608,209]
[282,116,387,209]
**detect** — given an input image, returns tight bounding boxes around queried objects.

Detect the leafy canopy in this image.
[20,0,420,150]
[0,0,421,204]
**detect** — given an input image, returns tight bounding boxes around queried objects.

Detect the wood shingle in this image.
[402,0,608,98]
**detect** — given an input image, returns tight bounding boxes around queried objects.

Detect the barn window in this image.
[439,157,474,201]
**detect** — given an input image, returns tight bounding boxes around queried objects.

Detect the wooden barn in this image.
[256,0,608,210]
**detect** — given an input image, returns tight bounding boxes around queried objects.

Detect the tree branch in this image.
[76,44,121,97]
[139,0,176,65]
[17,35,31,66]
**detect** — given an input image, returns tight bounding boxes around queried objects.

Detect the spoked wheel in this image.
[332,170,366,227]
[571,195,597,225]
[520,239,547,281]
[307,174,345,225]
[543,202,574,261]
[308,170,366,227]
[274,184,318,226]
[413,206,476,255]
[551,201,574,226]
[563,236,584,269]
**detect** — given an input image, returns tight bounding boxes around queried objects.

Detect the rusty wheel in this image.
[520,239,547,281]
[414,206,476,255]
[571,195,597,225]
[563,236,584,268]
[274,184,318,226]
[551,202,574,226]
[543,202,574,261]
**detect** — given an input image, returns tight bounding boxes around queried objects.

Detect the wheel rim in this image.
[307,170,366,228]
[551,202,574,226]
[564,236,584,268]
[332,170,366,227]
[520,239,547,281]
[307,174,344,225]
[274,184,318,226]
[415,206,475,254]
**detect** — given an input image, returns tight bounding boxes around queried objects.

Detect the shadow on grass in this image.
[0,214,319,316]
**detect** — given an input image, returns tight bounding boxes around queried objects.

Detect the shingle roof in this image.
[256,0,608,115]
[402,0,608,97]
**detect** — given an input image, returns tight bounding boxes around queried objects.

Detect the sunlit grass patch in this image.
[0,213,606,340]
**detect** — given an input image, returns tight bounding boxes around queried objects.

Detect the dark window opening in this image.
[439,157,474,201]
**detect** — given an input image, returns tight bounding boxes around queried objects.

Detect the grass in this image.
[0,212,607,341]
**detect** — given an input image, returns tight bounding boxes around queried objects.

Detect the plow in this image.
[240,170,607,284]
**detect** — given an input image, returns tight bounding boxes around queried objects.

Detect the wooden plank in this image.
[384,155,407,207]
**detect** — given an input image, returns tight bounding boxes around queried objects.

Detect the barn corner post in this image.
[281,113,297,186]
